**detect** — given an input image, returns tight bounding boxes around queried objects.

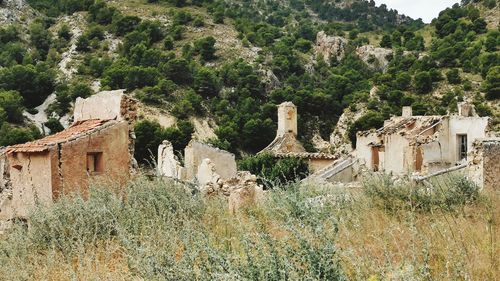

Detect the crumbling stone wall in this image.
[0,149,12,220]
[74,90,138,123]
[74,90,138,172]
[184,141,237,181]
[468,139,500,190]
[158,141,185,180]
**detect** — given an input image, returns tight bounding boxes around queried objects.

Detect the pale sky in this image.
[375,0,460,23]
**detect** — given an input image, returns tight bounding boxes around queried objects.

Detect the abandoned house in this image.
[0,90,137,221]
[259,102,338,172]
[356,103,491,176]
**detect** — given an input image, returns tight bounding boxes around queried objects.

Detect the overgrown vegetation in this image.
[238,153,310,188]
[0,174,496,279]
[363,174,480,213]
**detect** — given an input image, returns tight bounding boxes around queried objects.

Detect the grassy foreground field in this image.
[0,175,497,280]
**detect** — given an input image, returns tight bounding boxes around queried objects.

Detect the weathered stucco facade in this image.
[0,120,131,220]
[356,104,491,176]
[0,90,137,222]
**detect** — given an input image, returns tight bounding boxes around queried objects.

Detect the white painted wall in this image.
[447,116,490,164]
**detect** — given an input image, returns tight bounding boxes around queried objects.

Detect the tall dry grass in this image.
[0,174,497,280]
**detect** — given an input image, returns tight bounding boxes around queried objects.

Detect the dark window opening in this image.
[458,134,467,161]
[87,152,103,174]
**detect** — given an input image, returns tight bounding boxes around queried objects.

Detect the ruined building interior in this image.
[356,103,491,175]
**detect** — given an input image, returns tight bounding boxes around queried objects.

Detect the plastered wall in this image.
[185,141,237,181]
[59,122,130,195]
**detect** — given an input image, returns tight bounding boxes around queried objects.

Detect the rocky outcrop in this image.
[330,105,367,155]
[0,0,38,26]
[314,31,348,63]
[356,45,393,72]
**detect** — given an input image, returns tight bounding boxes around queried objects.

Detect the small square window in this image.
[87,152,103,174]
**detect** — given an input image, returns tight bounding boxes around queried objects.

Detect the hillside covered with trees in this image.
[0,0,498,162]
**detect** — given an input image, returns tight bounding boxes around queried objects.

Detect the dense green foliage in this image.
[238,153,310,188]
[0,0,497,160]
[134,119,194,164]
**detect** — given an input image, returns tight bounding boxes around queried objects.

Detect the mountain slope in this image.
[0,0,498,160]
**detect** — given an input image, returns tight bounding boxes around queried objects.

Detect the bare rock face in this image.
[330,105,368,155]
[0,0,38,26]
[314,31,348,63]
[356,45,393,72]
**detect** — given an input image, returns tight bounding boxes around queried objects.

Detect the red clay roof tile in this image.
[7,119,112,153]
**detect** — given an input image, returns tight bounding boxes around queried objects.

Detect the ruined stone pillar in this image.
[158,141,184,180]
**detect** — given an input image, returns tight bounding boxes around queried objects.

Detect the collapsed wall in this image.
[184,141,237,182]
[74,89,138,123]
[158,140,262,212]
[74,89,139,172]
[158,141,185,180]
[468,138,500,190]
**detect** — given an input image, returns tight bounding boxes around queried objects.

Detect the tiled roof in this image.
[273,152,338,160]
[7,119,112,153]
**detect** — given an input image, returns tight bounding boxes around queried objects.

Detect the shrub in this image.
[363,175,479,213]
[414,71,433,94]
[0,90,24,123]
[194,36,216,61]
[446,68,461,84]
[0,123,40,146]
[44,118,64,134]
[239,153,309,188]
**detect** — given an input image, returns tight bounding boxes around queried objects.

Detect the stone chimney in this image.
[277,102,298,137]
[457,102,477,117]
[402,106,413,118]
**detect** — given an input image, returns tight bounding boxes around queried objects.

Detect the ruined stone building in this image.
[158,139,262,212]
[0,90,137,221]
[356,103,491,176]
[260,102,337,172]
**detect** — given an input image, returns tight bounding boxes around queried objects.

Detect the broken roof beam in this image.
[413,163,467,182]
